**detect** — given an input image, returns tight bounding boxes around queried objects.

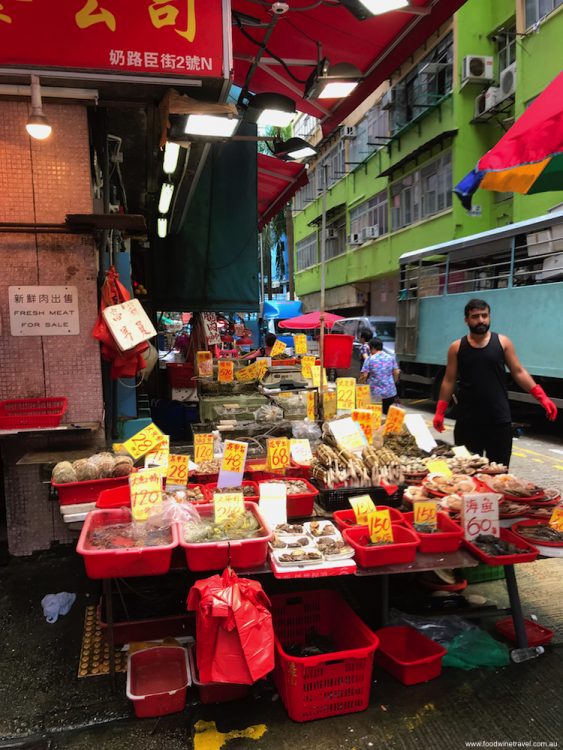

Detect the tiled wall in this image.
[0,101,104,556]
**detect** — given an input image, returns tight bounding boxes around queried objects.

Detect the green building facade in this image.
[291,0,563,316]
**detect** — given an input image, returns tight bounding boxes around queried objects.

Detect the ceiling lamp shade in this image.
[274,137,317,161]
[304,59,361,100]
[341,0,410,18]
[26,74,52,140]
[185,114,240,138]
[250,93,296,128]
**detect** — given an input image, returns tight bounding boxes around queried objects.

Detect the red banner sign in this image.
[0,0,224,78]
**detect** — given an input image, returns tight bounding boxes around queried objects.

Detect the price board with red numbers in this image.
[336,377,356,411]
[413,500,438,531]
[323,391,337,419]
[166,454,190,487]
[352,409,375,444]
[270,339,287,358]
[367,403,383,429]
[267,437,290,471]
[123,422,167,461]
[217,360,234,383]
[356,385,371,409]
[306,390,316,421]
[130,469,163,522]
[382,404,405,435]
[236,361,261,382]
[293,334,307,355]
[197,351,213,378]
[213,492,245,524]
[461,493,501,541]
[349,494,376,525]
[301,355,316,379]
[367,509,394,544]
[218,440,248,488]
[549,506,563,531]
[194,433,214,465]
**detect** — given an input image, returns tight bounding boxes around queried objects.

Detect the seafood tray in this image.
[256,477,319,518]
[511,519,563,548]
[333,507,404,531]
[203,481,259,501]
[314,482,401,512]
[462,528,539,566]
[402,512,463,554]
[178,501,272,571]
[476,473,546,502]
[422,474,480,498]
[77,508,179,579]
[374,626,446,686]
[342,524,420,568]
[269,590,379,722]
[96,484,207,509]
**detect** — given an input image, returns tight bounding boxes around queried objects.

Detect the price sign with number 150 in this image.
[367,509,394,544]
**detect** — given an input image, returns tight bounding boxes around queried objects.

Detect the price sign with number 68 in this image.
[267,437,290,471]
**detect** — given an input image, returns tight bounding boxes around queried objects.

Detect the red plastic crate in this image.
[245,459,305,482]
[187,647,250,703]
[0,397,67,429]
[271,358,297,366]
[270,590,379,722]
[178,501,272,571]
[402,512,463,553]
[77,508,178,579]
[333,507,404,531]
[256,477,319,518]
[343,524,420,568]
[203,480,259,502]
[166,362,196,387]
[96,483,206,509]
[127,646,190,718]
[374,626,446,685]
[495,617,554,647]
[54,475,131,506]
[97,604,194,645]
[462,528,539,566]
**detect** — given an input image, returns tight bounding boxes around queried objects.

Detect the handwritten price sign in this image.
[166,454,189,486]
[213,492,245,524]
[367,403,382,429]
[349,494,376,525]
[236,361,260,382]
[306,390,316,421]
[461,493,501,541]
[426,459,452,477]
[293,334,307,355]
[356,385,371,409]
[413,501,438,531]
[301,355,316,379]
[267,437,290,471]
[123,422,167,461]
[383,404,405,435]
[217,360,234,383]
[130,469,163,521]
[367,509,394,544]
[323,391,337,419]
[337,377,356,411]
[290,439,313,465]
[549,507,563,531]
[194,433,214,465]
[352,409,375,444]
[218,440,248,488]
[197,351,213,378]
[270,339,286,358]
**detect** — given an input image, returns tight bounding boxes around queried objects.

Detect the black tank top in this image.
[456,332,511,424]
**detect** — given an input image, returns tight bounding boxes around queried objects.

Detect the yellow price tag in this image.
[323,390,337,419]
[197,351,213,378]
[213,492,245,524]
[123,422,167,461]
[301,355,316,379]
[382,404,405,435]
[356,385,371,409]
[194,433,214,465]
[112,442,125,453]
[130,469,163,521]
[236,361,260,382]
[367,403,383,429]
[413,500,438,530]
[311,366,327,388]
[426,459,452,477]
[217,360,234,383]
[337,378,356,411]
[349,494,376,525]
[367,509,394,544]
[267,437,290,471]
[352,409,375,444]
[549,506,563,531]
[256,359,269,379]
[270,339,286,358]
[306,390,316,421]
[166,454,190,486]
[221,440,247,475]
[293,334,307,355]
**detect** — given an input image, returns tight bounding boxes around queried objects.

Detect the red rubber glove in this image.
[433,400,448,432]
[530,385,558,421]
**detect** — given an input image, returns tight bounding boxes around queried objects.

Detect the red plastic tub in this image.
[374,626,446,685]
[495,617,554,647]
[343,524,420,568]
[166,362,196,388]
[462,528,539,566]
[403,512,463,553]
[203,480,259,502]
[127,646,190,718]
[187,647,250,703]
[333,507,404,531]
[323,334,354,369]
[96,484,206,509]
[272,358,298,366]
[511,519,563,548]
[270,590,379,722]
[54,475,131,506]
[256,477,319,518]
[0,396,68,429]
[77,508,178,579]
[245,459,305,482]
[178,501,272,571]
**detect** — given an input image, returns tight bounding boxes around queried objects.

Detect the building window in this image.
[293,113,319,140]
[391,151,452,230]
[296,233,318,271]
[294,169,318,212]
[324,216,346,259]
[348,104,389,166]
[317,141,347,189]
[497,26,516,72]
[525,0,562,27]
[391,32,453,134]
[350,190,389,237]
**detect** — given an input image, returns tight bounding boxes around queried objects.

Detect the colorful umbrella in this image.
[277,311,344,330]
[454,71,563,210]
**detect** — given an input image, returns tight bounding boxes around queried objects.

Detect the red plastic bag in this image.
[186,568,274,684]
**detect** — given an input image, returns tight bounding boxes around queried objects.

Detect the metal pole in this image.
[285,204,295,300]
[259,231,265,315]
[318,164,328,421]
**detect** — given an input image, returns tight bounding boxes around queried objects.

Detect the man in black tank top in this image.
[432,299,557,466]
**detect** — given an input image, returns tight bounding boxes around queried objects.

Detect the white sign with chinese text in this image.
[202,312,221,345]
[102,298,156,352]
[9,286,79,336]
[461,493,502,541]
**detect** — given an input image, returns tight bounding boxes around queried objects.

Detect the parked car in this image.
[331,316,396,378]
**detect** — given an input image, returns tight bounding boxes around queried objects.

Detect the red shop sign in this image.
[0,0,225,79]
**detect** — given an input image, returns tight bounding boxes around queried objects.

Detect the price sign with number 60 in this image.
[461,493,501,541]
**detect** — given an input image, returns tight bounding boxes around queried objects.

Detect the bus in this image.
[396,211,563,408]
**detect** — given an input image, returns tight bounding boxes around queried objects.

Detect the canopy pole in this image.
[318,164,328,422]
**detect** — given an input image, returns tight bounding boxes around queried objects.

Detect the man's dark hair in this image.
[359,328,372,342]
[369,337,383,351]
[265,332,277,347]
[464,298,490,317]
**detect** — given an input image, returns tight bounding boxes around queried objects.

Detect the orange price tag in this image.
[413,501,438,531]
[270,339,286,358]
[323,391,337,419]
[194,433,214,465]
[220,440,247,476]
[217,360,234,383]
[306,390,316,421]
[352,409,375,444]
[197,351,213,378]
[293,334,307,355]
[130,469,163,521]
[367,403,383,429]
[166,454,190,486]
[336,377,356,411]
[356,385,371,409]
[349,494,376,525]
[213,492,245,524]
[383,404,405,435]
[267,437,290,471]
[123,422,167,461]
[301,355,316,379]
[367,509,394,544]
[549,507,563,531]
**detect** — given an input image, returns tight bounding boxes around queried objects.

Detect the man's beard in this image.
[469,323,489,335]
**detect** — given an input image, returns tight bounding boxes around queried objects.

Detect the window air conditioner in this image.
[474,90,487,118]
[462,55,494,84]
[325,228,339,239]
[348,232,362,245]
[498,62,516,102]
[361,225,380,241]
[485,86,500,111]
[380,88,395,110]
[341,125,357,139]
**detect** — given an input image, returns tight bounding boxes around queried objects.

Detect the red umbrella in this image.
[278,311,344,330]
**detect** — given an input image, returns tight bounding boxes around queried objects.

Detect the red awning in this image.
[257,153,308,230]
[232,0,467,137]
[278,311,344,330]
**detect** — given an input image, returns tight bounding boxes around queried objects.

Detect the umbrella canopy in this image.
[278,311,344,330]
[454,71,563,209]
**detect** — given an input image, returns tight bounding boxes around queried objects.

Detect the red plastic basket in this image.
[203,480,259,502]
[96,483,206,509]
[166,362,196,388]
[462,528,539,566]
[402,512,463,553]
[256,477,319,518]
[343,524,420,568]
[77,508,178,579]
[374,626,446,685]
[270,590,379,722]
[187,647,250,704]
[0,397,67,429]
[54,475,131,506]
[127,646,189,718]
[495,617,554,647]
[333,507,404,531]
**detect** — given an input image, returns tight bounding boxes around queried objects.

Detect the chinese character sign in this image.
[217,440,248,489]
[367,509,394,544]
[102,298,156,352]
[130,469,163,521]
[9,286,79,336]
[461,493,501,541]
[0,0,224,78]
[202,312,221,345]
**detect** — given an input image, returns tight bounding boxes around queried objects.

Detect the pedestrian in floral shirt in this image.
[359,328,372,364]
[359,338,400,414]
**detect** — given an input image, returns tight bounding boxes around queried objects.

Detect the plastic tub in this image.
[374,626,446,685]
[270,590,379,722]
[0,396,68,429]
[272,358,297,366]
[203,480,259,502]
[315,482,401,512]
[333,507,404,531]
[96,484,206,509]
[187,647,250,703]
[495,617,554,647]
[178,501,272,571]
[54,475,131,506]
[323,334,353,369]
[166,362,196,388]
[257,477,319,518]
[127,646,190,718]
[402,512,463,553]
[343,524,420,568]
[462,528,539,566]
[77,508,178,579]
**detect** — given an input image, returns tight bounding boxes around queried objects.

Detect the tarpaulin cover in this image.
[258,153,308,230]
[186,568,274,684]
[150,122,259,313]
[278,310,344,330]
[455,71,563,209]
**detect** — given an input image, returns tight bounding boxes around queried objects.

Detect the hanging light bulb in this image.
[157,217,168,238]
[26,74,52,140]
[163,142,180,174]
[158,183,174,214]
